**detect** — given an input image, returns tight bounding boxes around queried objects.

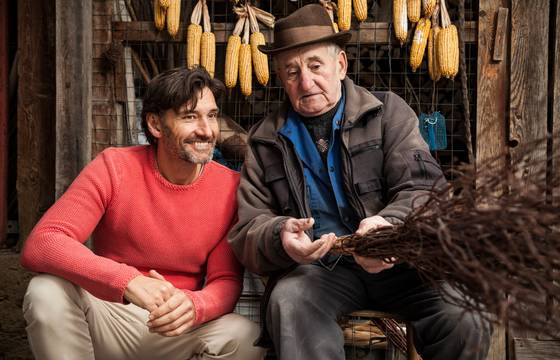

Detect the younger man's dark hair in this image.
[141,67,225,145]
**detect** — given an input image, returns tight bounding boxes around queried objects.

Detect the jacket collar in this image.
[250,77,383,142]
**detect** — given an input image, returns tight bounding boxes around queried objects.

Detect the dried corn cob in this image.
[200,1,215,77]
[422,0,436,18]
[248,5,269,86]
[225,16,244,88]
[154,0,166,31]
[159,0,170,9]
[186,1,202,69]
[428,26,441,81]
[409,17,431,72]
[338,0,352,31]
[437,0,458,78]
[407,0,420,23]
[353,0,368,22]
[393,0,408,45]
[239,19,252,97]
[428,5,441,81]
[166,0,181,37]
[200,33,215,77]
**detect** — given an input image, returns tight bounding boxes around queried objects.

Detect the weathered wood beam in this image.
[0,0,8,245]
[553,0,560,204]
[509,0,548,184]
[476,2,510,357]
[111,21,477,44]
[17,0,56,245]
[55,0,92,198]
[476,2,508,175]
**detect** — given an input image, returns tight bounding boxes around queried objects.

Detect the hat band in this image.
[274,25,336,49]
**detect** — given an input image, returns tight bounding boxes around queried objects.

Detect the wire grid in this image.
[102,0,479,329]
[104,0,478,175]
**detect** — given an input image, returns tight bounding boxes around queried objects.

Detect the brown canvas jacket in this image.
[228,77,444,276]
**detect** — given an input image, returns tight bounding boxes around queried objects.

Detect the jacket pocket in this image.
[350,139,384,181]
[264,163,295,215]
[354,178,385,216]
[405,150,442,183]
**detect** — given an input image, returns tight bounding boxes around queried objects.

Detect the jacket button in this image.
[329,166,334,172]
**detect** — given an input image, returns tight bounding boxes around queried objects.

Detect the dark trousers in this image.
[266,260,492,360]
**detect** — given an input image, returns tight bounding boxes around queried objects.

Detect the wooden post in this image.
[476,1,508,172]
[476,1,509,359]
[509,0,549,181]
[17,0,56,245]
[0,0,8,245]
[55,0,92,197]
[553,0,560,203]
[509,0,551,356]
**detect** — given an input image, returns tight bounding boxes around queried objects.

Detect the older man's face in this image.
[275,43,347,117]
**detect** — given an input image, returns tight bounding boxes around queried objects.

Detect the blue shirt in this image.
[279,95,358,239]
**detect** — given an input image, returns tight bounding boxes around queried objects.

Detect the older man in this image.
[21,68,264,360]
[229,4,491,360]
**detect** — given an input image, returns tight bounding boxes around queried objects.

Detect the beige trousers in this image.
[23,274,266,360]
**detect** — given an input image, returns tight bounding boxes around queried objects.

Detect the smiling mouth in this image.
[185,141,214,151]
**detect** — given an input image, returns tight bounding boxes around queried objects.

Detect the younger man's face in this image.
[159,87,219,164]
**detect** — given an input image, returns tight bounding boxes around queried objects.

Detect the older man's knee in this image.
[268,273,316,317]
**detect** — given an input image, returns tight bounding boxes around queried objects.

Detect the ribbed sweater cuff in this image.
[183,289,205,326]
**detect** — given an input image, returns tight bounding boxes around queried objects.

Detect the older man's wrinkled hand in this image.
[280,218,337,264]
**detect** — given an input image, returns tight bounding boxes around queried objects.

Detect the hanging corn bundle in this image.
[428,4,441,81]
[393,0,408,45]
[166,0,181,37]
[422,0,437,18]
[230,3,274,96]
[337,0,352,30]
[409,17,431,71]
[248,5,269,86]
[407,0,420,23]
[159,0,170,9]
[154,0,167,31]
[200,0,215,77]
[224,15,245,88]
[320,1,340,32]
[238,14,252,97]
[437,0,459,78]
[186,0,202,69]
[332,136,560,339]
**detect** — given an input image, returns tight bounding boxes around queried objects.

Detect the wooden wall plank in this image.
[476,1,508,175]
[92,0,117,157]
[0,0,8,245]
[17,0,56,245]
[514,338,560,359]
[55,0,93,197]
[509,0,549,183]
[554,0,560,203]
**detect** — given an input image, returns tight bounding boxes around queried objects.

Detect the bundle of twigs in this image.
[333,139,560,339]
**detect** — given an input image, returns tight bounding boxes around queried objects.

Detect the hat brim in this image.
[258,31,352,56]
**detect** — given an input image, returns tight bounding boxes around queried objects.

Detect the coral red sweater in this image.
[21,146,243,326]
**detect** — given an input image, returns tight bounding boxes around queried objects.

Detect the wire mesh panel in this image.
[94,2,479,357]
[100,0,478,172]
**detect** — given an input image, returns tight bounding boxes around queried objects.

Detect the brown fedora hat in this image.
[258,4,352,55]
